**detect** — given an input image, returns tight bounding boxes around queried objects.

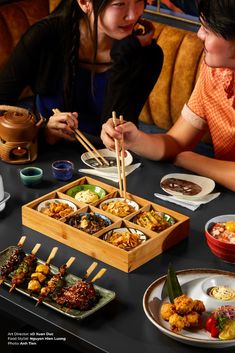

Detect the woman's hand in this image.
[101,118,140,151]
[45,111,78,144]
[134,19,155,47]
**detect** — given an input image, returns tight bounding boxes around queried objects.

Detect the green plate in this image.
[0,246,115,320]
[66,184,106,199]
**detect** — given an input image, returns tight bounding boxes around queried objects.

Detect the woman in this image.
[0,0,163,144]
[101,0,235,191]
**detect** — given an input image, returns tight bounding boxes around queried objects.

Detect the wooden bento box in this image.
[22,177,189,272]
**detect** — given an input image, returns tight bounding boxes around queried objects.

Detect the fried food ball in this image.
[174,294,194,315]
[185,311,201,327]
[160,303,176,321]
[192,299,205,314]
[168,313,186,332]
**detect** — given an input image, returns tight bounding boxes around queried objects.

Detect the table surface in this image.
[0,141,234,353]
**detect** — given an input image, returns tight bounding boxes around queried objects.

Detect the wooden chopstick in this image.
[119,115,127,199]
[52,109,109,166]
[112,111,126,198]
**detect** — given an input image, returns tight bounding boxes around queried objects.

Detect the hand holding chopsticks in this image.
[52,108,109,167]
[112,111,127,199]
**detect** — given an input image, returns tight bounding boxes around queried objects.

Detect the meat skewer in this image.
[54,267,107,311]
[27,247,58,293]
[9,243,41,293]
[0,236,26,285]
[35,256,75,306]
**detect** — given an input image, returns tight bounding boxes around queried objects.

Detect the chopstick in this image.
[52,109,109,167]
[112,111,127,199]
[119,115,127,199]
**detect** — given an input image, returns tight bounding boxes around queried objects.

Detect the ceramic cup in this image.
[52,160,74,181]
[20,167,43,186]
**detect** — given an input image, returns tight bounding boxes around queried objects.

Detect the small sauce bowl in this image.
[20,167,43,187]
[52,160,74,181]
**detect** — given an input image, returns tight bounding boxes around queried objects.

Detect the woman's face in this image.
[197,24,235,70]
[98,0,145,40]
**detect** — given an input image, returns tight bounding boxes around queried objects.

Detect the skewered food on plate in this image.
[66,212,112,235]
[0,236,26,284]
[103,228,147,251]
[75,189,99,203]
[36,257,75,306]
[99,198,139,218]
[27,247,58,293]
[54,279,99,310]
[133,210,176,232]
[9,243,41,292]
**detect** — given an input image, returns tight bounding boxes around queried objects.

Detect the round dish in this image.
[37,198,77,219]
[0,191,10,212]
[99,197,139,218]
[81,148,133,169]
[143,268,235,348]
[160,173,215,200]
[205,214,235,263]
[132,210,176,232]
[103,227,147,251]
[66,184,106,202]
[201,275,235,303]
[65,212,112,235]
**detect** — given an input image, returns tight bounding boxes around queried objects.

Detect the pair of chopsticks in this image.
[52,109,109,167]
[112,111,127,199]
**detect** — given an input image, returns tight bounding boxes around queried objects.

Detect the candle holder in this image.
[0,105,44,164]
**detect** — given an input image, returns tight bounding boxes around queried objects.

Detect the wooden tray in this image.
[22,176,189,272]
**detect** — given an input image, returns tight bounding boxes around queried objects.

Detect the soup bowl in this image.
[205,214,235,263]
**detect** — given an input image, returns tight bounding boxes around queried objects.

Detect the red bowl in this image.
[205,215,235,263]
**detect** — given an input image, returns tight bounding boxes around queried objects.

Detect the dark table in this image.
[0,142,234,353]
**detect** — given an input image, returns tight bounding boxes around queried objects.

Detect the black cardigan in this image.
[0,14,163,129]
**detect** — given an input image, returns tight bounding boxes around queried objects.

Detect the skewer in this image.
[83,261,98,280]
[91,268,107,283]
[9,243,41,293]
[45,247,58,264]
[0,236,27,285]
[112,111,125,198]
[52,108,109,166]
[119,115,127,199]
[65,256,76,268]
[35,256,76,306]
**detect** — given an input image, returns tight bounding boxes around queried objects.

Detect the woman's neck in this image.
[79,19,113,66]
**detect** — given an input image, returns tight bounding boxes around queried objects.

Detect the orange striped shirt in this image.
[182,62,235,161]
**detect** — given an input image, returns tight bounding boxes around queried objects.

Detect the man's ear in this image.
[76,0,92,14]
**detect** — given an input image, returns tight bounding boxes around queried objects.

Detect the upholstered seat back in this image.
[0,0,49,69]
[139,22,204,130]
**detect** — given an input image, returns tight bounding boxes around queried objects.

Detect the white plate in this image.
[143,268,235,348]
[81,148,133,169]
[160,173,215,200]
[37,198,77,215]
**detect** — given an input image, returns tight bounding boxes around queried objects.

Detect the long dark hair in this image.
[197,0,235,40]
[55,0,111,111]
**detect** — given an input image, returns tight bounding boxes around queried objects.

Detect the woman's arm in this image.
[101,115,205,159]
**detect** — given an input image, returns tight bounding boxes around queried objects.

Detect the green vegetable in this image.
[165,263,183,303]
